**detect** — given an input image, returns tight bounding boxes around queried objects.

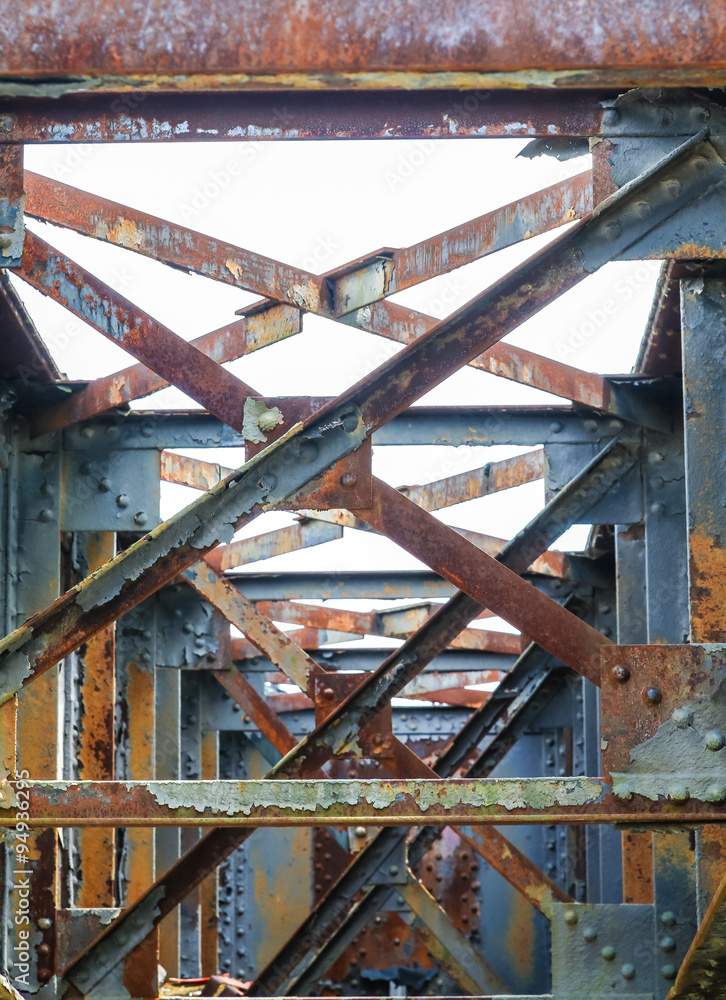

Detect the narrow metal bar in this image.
[670,867,726,996]
[12,776,720,826]
[356,477,609,684]
[401,449,544,511]
[31,304,300,436]
[399,872,509,995]
[183,560,319,692]
[205,519,343,572]
[212,666,297,756]
[18,231,258,432]
[74,531,116,908]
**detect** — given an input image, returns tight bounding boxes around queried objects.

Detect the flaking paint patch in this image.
[414,777,602,812]
[225,258,244,282]
[106,218,144,250]
[289,282,320,310]
[0,646,32,705]
[148,779,400,815]
[0,782,17,809]
[242,397,284,444]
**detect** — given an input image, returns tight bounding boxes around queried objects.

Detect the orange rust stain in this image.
[18,668,59,779]
[106,217,144,249]
[506,883,537,983]
[0,697,17,777]
[126,661,155,905]
[688,533,726,642]
[622,830,654,904]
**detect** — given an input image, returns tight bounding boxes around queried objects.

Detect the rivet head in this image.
[340,472,358,488]
[564,909,578,925]
[662,177,681,197]
[660,936,676,952]
[583,927,597,942]
[692,154,710,171]
[661,964,677,980]
[705,730,725,751]
[602,107,621,127]
[550,420,563,434]
[98,477,111,492]
[669,785,690,803]
[37,969,53,983]
[650,501,666,515]
[80,425,95,438]
[672,708,693,729]
[140,423,154,438]
[323,687,335,700]
[643,686,663,705]
[621,963,636,980]
[601,221,622,242]
[388,865,399,876]
[38,918,52,930]
[602,946,616,961]
[38,508,53,523]
[354,826,366,837]
[0,114,16,132]
[134,511,148,527]
[633,200,652,219]
[661,911,677,926]
[116,494,129,508]
[612,665,630,683]
[705,783,726,803]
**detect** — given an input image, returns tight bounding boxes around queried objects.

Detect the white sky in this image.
[12,138,661,647]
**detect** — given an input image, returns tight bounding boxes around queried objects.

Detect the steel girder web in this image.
[22,170,613,428]
[247,440,635,994]
[3,129,706,700]
[59,434,635,995]
[0,133,718,993]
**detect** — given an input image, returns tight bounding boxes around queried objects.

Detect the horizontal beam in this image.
[1,2,724,89]
[0,90,607,142]
[6,778,726,826]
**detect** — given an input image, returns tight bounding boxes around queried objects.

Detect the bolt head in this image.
[621,963,636,980]
[602,946,616,961]
[612,665,631,683]
[705,730,725,751]
[661,911,677,926]
[134,511,148,526]
[354,826,366,837]
[339,472,358,488]
[643,686,663,705]
[388,865,399,876]
[564,909,578,925]
[322,687,335,700]
[116,494,129,508]
[661,964,677,980]
[660,936,676,952]
[583,927,597,942]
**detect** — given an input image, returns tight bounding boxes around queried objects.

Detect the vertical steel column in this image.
[156,666,181,976]
[681,270,726,924]
[614,523,654,904]
[74,532,116,908]
[199,727,219,977]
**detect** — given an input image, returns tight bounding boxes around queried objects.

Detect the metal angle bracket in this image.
[366,838,408,886]
[552,901,663,999]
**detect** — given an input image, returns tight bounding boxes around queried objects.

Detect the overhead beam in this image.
[1,2,724,90]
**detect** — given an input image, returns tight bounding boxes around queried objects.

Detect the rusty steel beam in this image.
[205,519,343,572]
[1,2,724,89]
[212,666,298,756]
[10,777,726,827]
[357,477,608,685]
[24,171,590,319]
[31,303,301,436]
[254,601,516,654]
[183,561,319,692]
[401,449,544,511]
[0,91,608,144]
[161,452,235,491]
[398,872,509,995]
[669,867,726,998]
[233,628,356,659]
[17,232,256,433]
[0,144,24,268]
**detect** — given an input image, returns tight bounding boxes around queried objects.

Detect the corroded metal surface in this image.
[2,1,726,89]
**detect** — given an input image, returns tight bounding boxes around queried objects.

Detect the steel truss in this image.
[0,13,726,1000]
